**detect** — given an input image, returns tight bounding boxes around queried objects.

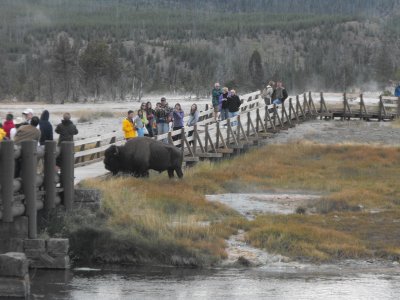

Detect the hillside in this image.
[0,0,399,102]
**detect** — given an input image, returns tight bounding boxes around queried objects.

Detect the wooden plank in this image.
[216,148,234,154]
[196,152,223,158]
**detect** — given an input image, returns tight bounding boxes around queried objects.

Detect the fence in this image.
[73,91,400,166]
[0,140,75,239]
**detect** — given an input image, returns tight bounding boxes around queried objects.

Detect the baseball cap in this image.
[23,108,34,115]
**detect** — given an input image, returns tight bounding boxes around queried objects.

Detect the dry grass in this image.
[76,110,122,123]
[77,142,400,264]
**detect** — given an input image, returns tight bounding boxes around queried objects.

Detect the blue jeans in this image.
[157,122,170,143]
[273,98,282,105]
[220,108,229,121]
[229,111,239,127]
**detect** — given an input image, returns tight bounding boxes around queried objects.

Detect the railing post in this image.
[180,128,185,154]
[60,141,74,211]
[21,140,37,238]
[397,96,400,119]
[192,125,198,154]
[44,140,57,211]
[319,92,323,119]
[247,112,251,137]
[0,140,15,222]
[205,124,209,152]
[216,121,220,149]
[359,94,364,120]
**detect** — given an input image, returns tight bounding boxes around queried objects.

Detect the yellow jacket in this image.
[0,128,6,141]
[122,118,137,139]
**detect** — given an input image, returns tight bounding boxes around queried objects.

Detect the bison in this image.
[104,137,183,178]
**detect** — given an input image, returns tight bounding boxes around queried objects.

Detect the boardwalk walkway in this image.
[73,90,400,184]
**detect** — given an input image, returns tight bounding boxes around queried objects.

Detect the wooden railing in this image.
[73,91,400,166]
[0,140,75,239]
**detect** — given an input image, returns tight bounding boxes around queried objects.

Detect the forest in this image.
[0,0,399,102]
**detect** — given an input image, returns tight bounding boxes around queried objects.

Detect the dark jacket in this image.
[221,92,229,109]
[39,110,53,145]
[155,104,172,123]
[272,87,288,103]
[212,88,222,107]
[55,119,78,145]
[227,95,242,113]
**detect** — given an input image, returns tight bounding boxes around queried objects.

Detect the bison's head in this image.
[104,145,121,175]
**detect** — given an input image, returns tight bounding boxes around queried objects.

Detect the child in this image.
[134,109,145,137]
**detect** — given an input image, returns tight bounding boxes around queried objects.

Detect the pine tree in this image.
[248,50,264,89]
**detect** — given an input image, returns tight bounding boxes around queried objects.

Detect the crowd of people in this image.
[1,80,285,147]
[0,109,78,146]
[122,97,200,144]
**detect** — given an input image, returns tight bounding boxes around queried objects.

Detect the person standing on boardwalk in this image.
[220,87,230,121]
[2,113,15,139]
[139,103,149,135]
[145,101,155,137]
[0,123,6,141]
[262,81,275,105]
[54,112,78,168]
[21,108,38,126]
[395,83,400,97]
[272,81,288,105]
[55,112,78,145]
[155,97,172,142]
[122,110,136,140]
[39,110,53,145]
[212,82,222,121]
[187,103,199,144]
[14,116,41,145]
[172,103,184,144]
[134,109,146,137]
[227,89,242,126]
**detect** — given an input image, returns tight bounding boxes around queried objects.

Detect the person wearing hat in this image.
[22,108,34,124]
[14,116,41,145]
[155,97,172,142]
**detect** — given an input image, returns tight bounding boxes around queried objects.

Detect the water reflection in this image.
[30,266,400,300]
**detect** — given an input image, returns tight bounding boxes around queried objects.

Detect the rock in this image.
[0,274,30,298]
[24,239,46,251]
[46,238,69,256]
[236,256,252,267]
[0,252,28,277]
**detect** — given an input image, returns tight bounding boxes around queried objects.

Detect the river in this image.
[30,264,400,300]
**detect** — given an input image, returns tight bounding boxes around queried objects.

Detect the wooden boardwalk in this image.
[73,91,400,166]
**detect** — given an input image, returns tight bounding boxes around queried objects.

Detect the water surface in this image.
[30,265,400,300]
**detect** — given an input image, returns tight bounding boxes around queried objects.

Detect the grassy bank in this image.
[62,142,400,265]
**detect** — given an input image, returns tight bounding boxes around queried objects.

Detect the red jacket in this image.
[2,120,15,138]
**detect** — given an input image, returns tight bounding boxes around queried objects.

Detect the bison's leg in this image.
[167,169,175,178]
[175,167,183,178]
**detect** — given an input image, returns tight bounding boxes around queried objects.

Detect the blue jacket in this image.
[395,85,400,97]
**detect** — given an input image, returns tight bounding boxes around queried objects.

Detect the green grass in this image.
[64,142,400,265]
